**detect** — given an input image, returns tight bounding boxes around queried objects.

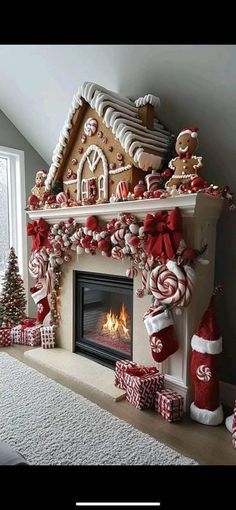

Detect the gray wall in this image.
[0,109,48,315]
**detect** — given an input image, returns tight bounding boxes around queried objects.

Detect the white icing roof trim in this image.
[45,82,172,191]
[135,94,160,114]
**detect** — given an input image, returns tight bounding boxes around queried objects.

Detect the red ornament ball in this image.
[98,238,110,252]
[133,181,146,198]
[28,194,39,206]
[191,177,207,190]
[161,168,173,179]
[85,215,98,231]
[153,190,163,198]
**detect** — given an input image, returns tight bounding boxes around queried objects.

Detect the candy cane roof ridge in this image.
[45,81,173,191]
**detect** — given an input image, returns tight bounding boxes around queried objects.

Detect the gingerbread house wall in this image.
[60,104,145,201]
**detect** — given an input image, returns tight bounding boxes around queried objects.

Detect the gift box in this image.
[40,326,56,349]
[232,400,236,449]
[155,389,184,422]
[0,328,12,347]
[123,365,165,410]
[115,360,139,390]
[11,323,41,346]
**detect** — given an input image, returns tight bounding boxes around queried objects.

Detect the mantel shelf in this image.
[26,192,223,224]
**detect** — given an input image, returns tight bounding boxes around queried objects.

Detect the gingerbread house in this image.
[44,82,174,203]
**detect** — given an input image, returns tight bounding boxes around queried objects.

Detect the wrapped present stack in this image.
[40,326,56,349]
[11,318,41,347]
[0,328,12,347]
[115,360,164,410]
[155,389,184,422]
[232,400,236,449]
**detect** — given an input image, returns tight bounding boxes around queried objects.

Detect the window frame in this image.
[0,146,28,310]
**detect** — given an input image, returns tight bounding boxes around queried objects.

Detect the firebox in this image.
[74,271,133,369]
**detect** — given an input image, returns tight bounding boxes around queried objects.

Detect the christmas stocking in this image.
[30,279,50,325]
[143,305,179,362]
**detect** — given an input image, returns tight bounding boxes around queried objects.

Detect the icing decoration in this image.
[84,118,98,136]
[77,144,108,201]
[109,164,132,175]
[135,94,161,114]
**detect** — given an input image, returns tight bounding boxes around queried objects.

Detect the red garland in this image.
[27,218,50,251]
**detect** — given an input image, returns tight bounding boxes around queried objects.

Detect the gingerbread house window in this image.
[98,175,105,200]
[81,179,88,200]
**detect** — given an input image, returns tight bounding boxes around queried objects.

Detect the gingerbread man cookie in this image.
[165,127,202,188]
[31,169,48,200]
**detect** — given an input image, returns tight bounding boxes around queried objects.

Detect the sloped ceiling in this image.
[0,44,235,178]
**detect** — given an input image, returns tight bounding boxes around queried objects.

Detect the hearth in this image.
[74,271,133,368]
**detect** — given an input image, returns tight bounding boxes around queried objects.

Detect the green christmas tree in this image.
[0,247,27,327]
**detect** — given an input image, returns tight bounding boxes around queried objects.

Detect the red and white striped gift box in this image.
[155,389,184,422]
[232,400,236,448]
[0,328,12,347]
[11,325,24,344]
[114,360,138,389]
[124,368,165,410]
[11,324,41,346]
[40,326,56,349]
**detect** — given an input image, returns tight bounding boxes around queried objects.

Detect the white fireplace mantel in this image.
[26,193,223,410]
[27,192,222,223]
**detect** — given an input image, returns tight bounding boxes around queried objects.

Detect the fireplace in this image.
[74,271,133,368]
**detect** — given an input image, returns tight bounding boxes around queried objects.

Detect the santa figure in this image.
[190,293,224,425]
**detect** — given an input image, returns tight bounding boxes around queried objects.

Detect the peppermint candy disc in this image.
[196,364,212,382]
[150,337,163,353]
[84,118,98,136]
[111,246,124,260]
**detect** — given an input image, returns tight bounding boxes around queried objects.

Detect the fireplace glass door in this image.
[74,271,133,368]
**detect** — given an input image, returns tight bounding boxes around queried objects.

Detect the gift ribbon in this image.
[27,218,50,252]
[20,318,38,329]
[125,366,159,377]
[144,207,183,260]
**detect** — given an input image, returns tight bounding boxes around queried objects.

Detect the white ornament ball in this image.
[95,233,101,242]
[124,233,132,242]
[139,226,145,237]
[129,223,139,235]
[77,246,84,255]
[55,257,63,265]
[100,231,107,239]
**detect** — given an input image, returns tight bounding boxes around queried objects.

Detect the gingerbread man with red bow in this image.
[165,127,203,188]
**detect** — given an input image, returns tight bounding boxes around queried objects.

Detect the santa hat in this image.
[177,127,199,139]
[191,296,222,355]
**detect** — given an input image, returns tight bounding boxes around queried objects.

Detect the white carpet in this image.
[0,352,197,465]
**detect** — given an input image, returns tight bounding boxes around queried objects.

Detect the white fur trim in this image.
[225,414,233,433]
[31,280,47,304]
[190,402,224,426]
[191,334,222,355]
[177,130,198,139]
[144,309,173,337]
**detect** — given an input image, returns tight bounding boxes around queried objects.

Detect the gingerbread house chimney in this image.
[135,94,160,130]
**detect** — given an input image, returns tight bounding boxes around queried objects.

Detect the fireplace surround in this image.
[27,194,223,409]
[74,271,133,368]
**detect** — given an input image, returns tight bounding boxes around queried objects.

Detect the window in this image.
[98,175,105,199]
[81,179,88,200]
[0,147,27,294]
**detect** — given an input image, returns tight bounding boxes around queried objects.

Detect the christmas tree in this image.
[0,247,27,327]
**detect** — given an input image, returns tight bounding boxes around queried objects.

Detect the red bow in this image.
[27,218,50,252]
[20,318,38,329]
[179,152,191,160]
[125,367,159,377]
[144,207,183,261]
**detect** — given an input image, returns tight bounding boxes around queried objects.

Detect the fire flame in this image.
[102,304,130,339]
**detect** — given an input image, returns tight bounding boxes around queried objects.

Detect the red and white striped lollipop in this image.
[29,250,47,280]
[84,118,98,136]
[150,260,195,309]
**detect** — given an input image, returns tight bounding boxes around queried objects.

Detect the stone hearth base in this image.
[24,347,126,402]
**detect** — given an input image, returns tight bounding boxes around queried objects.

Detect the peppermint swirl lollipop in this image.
[29,250,48,279]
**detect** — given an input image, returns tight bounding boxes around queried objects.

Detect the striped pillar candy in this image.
[145,172,161,192]
[116,181,129,199]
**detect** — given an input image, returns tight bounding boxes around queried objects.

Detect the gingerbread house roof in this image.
[45,81,174,191]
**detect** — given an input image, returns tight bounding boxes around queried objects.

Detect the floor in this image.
[1,345,236,465]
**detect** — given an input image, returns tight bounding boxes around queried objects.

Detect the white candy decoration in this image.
[111,246,124,260]
[150,261,195,310]
[126,267,138,278]
[129,223,139,235]
[29,251,47,280]
[196,365,212,382]
[150,337,163,353]
[84,117,98,136]
[56,192,68,204]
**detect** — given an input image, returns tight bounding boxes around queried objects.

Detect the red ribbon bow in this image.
[125,367,159,377]
[144,207,183,261]
[27,218,50,252]
[179,152,191,160]
[20,318,38,330]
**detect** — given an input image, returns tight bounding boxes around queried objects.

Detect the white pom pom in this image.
[124,233,132,242]
[129,223,139,235]
[95,233,101,242]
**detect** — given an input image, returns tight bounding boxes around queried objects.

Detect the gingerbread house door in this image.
[77,144,109,202]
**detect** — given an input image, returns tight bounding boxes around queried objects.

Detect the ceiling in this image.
[0,45,236,175]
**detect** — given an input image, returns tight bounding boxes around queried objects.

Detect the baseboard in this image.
[220,380,236,409]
